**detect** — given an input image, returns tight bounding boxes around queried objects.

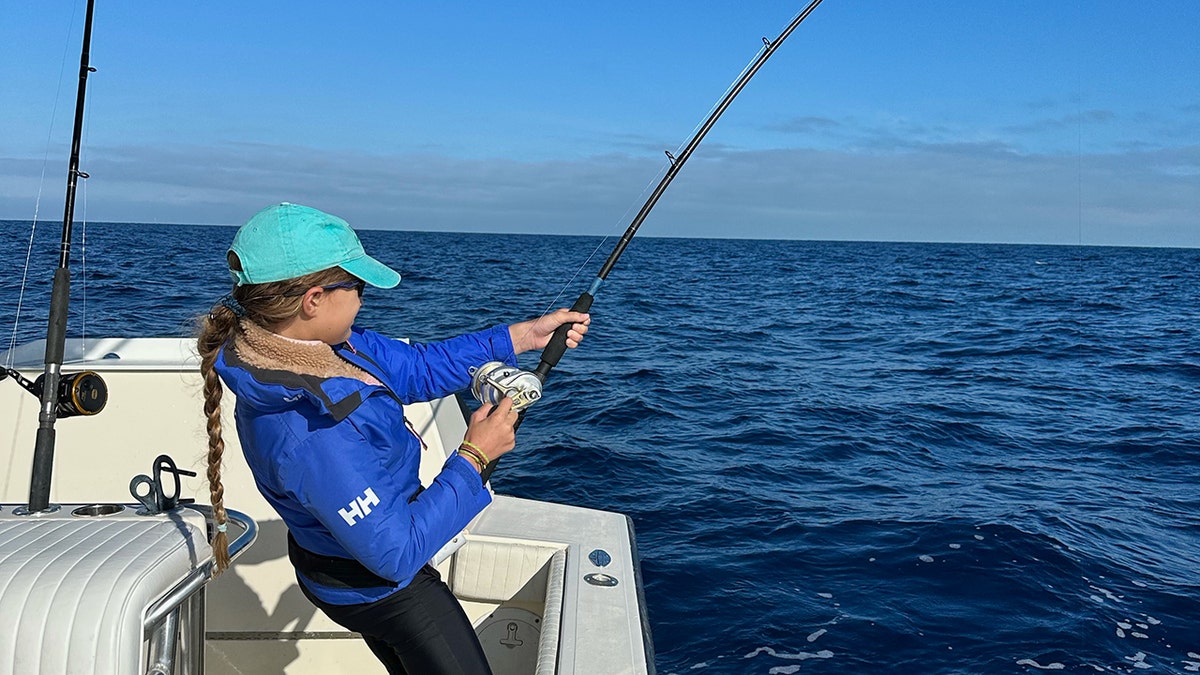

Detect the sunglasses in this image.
[322,280,366,297]
[282,279,365,298]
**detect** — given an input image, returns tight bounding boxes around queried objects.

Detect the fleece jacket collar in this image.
[219,321,381,422]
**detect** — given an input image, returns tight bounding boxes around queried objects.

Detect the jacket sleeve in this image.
[353,325,517,404]
[285,420,492,584]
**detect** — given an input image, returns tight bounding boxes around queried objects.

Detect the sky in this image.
[1,1,1197,246]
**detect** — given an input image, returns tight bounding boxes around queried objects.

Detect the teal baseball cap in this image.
[229,203,401,288]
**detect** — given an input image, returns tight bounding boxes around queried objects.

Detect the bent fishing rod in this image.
[472,0,825,478]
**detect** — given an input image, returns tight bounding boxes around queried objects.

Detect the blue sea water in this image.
[3,221,1200,674]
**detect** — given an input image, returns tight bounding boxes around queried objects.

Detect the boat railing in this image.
[144,507,257,675]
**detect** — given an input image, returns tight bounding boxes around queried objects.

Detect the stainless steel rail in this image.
[143,508,257,629]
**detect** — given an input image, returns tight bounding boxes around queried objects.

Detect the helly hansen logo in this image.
[338,488,380,526]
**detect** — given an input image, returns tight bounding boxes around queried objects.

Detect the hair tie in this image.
[213,294,247,319]
[216,522,228,533]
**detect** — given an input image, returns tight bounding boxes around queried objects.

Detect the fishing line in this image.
[77,52,102,351]
[473,0,827,465]
[24,0,100,513]
[670,43,769,162]
[503,26,777,363]
[6,4,83,367]
[477,101,684,413]
[504,164,671,360]
[79,146,89,350]
[6,232,40,369]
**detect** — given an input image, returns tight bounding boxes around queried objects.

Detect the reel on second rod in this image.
[469,361,542,412]
[2,367,108,418]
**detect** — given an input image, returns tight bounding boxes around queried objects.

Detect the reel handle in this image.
[477,408,523,484]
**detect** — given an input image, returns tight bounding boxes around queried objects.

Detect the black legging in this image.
[300,565,493,674]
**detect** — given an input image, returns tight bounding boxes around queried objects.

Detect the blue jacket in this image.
[215,324,516,605]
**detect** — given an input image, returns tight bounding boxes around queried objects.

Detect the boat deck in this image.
[0,338,653,674]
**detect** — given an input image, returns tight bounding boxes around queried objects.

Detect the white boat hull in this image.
[1,338,653,674]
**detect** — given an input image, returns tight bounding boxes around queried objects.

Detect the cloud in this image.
[1,139,1196,247]
[1002,109,1116,134]
[667,143,1200,246]
[759,114,1024,157]
[764,116,841,134]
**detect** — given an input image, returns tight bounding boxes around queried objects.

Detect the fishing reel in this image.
[469,361,542,412]
[1,367,108,418]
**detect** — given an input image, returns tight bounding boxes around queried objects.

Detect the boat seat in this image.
[0,507,211,675]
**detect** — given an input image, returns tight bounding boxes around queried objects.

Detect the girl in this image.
[198,202,589,674]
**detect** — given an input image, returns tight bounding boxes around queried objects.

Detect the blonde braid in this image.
[197,256,358,575]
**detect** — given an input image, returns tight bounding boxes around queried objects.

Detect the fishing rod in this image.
[472,0,826,478]
[538,0,825,378]
[21,0,108,514]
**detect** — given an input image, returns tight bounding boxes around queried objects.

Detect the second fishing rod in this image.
[471,0,826,478]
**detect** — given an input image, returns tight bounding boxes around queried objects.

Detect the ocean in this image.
[3,221,1199,674]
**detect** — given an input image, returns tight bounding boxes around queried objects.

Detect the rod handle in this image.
[534,291,594,380]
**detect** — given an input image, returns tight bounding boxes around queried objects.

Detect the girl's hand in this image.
[508,309,590,355]
[461,397,519,469]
